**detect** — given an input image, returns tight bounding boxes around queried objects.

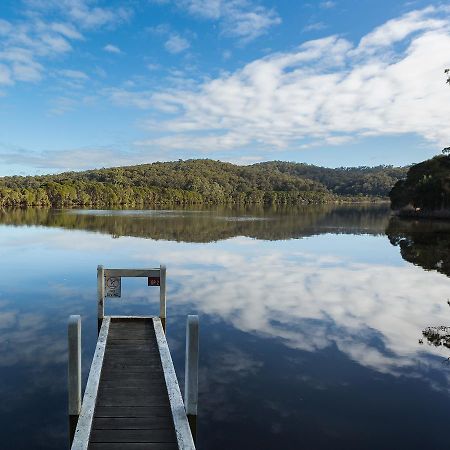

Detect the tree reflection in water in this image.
[386,217,450,350]
[0,204,390,242]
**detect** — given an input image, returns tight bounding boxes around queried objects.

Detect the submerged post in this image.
[68,315,81,446]
[97,265,104,332]
[160,264,167,332]
[184,315,199,441]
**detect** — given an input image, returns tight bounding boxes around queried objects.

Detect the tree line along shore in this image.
[390,154,450,218]
[0,159,406,208]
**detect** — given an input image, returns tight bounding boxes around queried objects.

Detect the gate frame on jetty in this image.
[68,265,199,450]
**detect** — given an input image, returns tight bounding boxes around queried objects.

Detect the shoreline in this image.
[395,208,450,220]
[0,198,390,211]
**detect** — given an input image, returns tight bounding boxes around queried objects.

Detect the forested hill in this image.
[257,162,406,197]
[389,154,450,216]
[0,159,407,208]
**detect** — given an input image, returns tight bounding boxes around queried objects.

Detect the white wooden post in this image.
[97,265,104,332]
[160,264,167,331]
[184,315,199,439]
[68,315,81,445]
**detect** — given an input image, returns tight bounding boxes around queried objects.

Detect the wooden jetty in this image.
[68,266,198,450]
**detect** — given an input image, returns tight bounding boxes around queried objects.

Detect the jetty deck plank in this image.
[71,316,194,450]
[88,318,177,449]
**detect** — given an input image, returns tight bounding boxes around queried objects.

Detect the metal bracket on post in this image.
[97,265,105,333]
[160,264,167,332]
[68,315,81,447]
[184,315,199,442]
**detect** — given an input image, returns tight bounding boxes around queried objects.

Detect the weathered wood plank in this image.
[108,320,154,325]
[106,344,159,350]
[103,357,162,364]
[93,417,173,430]
[98,386,167,394]
[101,365,165,373]
[107,329,153,335]
[105,350,159,355]
[73,314,196,450]
[96,397,170,407]
[88,443,178,450]
[97,390,169,400]
[102,356,163,363]
[109,322,153,327]
[107,334,155,342]
[103,355,161,362]
[100,373,165,381]
[100,382,166,390]
[111,324,153,336]
[97,393,169,403]
[90,429,176,443]
[94,406,172,418]
[105,343,159,349]
[154,318,195,449]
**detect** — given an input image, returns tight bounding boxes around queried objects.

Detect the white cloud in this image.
[135,132,250,152]
[0,145,167,171]
[0,21,75,84]
[0,19,13,35]
[115,6,450,154]
[356,6,447,52]
[40,33,72,53]
[147,23,171,35]
[172,0,281,42]
[303,21,327,32]
[105,88,155,109]
[66,3,130,29]
[0,64,13,85]
[48,96,77,115]
[147,24,192,55]
[0,47,44,82]
[180,0,222,19]
[104,44,122,54]
[12,61,43,82]
[147,63,161,71]
[320,1,336,9]
[24,0,132,30]
[164,34,191,53]
[58,69,88,80]
[0,0,131,89]
[58,69,89,80]
[222,2,281,42]
[50,22,83,40]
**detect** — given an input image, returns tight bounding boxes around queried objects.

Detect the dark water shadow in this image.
[386,216,450,278]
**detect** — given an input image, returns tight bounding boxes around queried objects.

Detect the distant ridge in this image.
[0,159,407,208]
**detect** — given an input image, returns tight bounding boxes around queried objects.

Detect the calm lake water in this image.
[0,205,450,450]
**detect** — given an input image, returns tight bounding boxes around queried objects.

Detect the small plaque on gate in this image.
[148,276,160,286]
[106,276,121,297]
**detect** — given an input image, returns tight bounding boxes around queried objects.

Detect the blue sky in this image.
[0,0,449,175]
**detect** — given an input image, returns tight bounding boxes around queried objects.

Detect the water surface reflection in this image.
[386,216,450,277]
[0,204,390,241]
[0,205,449,449]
